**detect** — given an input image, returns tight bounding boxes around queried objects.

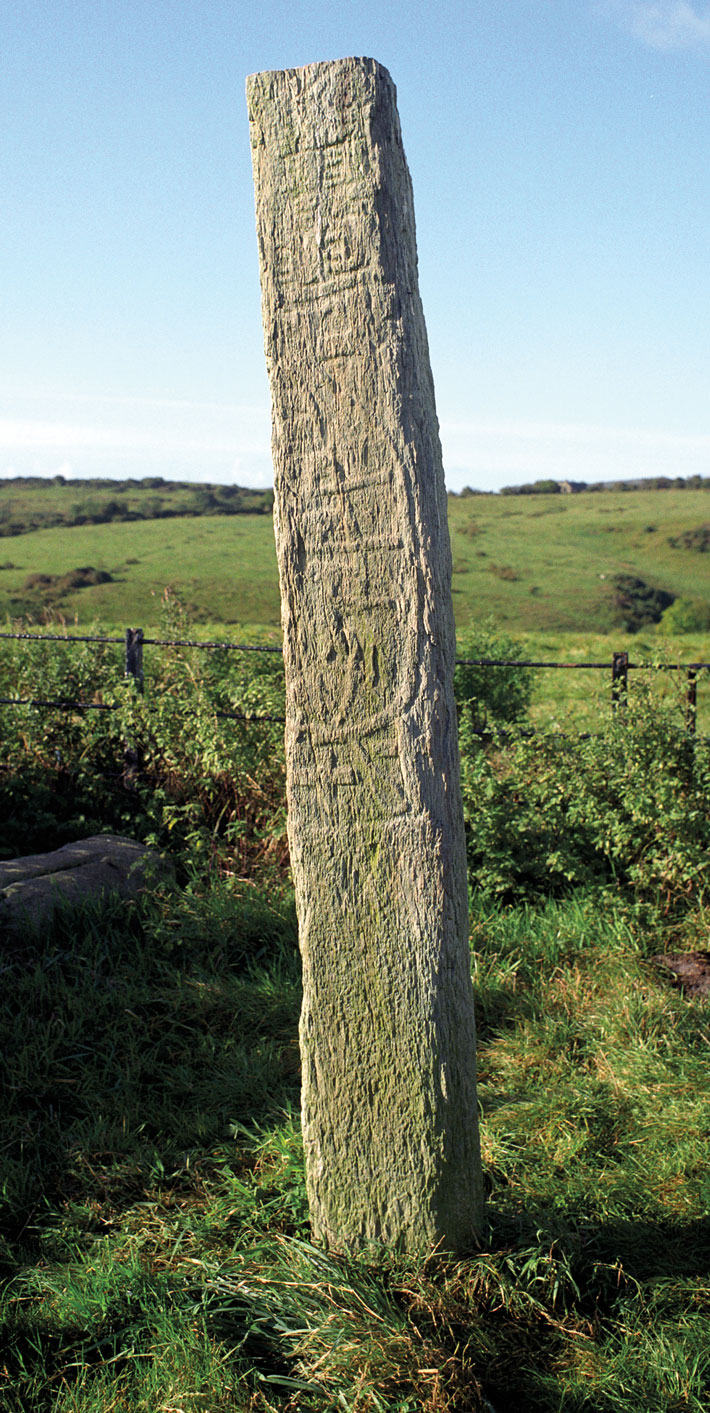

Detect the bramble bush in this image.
[0,603,287,875]
[454,621,534,731]
[0,611,526,872]
[459,682,710,908]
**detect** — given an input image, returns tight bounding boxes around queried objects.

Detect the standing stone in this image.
[247,56,483,1253]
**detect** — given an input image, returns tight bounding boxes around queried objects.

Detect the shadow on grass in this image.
[471,1204,710,1412]
[1,881,302,1252]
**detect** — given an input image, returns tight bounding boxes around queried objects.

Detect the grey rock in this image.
[0,835,173,934]
[651,951,710,998]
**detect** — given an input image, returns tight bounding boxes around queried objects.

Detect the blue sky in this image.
[2,0,710,491]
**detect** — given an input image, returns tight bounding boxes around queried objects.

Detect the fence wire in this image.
[0,630,283,653]
[1,630,709,670]
[0,629,707,731]
[0,696,119,711]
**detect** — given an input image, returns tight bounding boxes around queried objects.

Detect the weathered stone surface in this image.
[0,835,172,934]
[652,951,710,998]
[247,57,483,1253]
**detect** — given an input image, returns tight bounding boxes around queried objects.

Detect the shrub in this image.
[611,574,675,632]
[22,566,113,595]
[658,596,710,634]
[488,562,519,581]
[0,603,287,874]
[460,683,710,908]
[2,608,707,915]
[454,622,534,732]
[667,524,710,552]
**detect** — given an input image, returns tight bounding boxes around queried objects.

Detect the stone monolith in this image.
[247,56,483,1253]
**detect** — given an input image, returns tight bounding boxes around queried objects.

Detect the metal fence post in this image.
[686,668,697,735]
[125,627,144,692]
[612,651,628,712]
[124,627,144,787]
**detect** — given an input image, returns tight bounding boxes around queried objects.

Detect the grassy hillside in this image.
[0,514,282,627]
[0,482,708,635]
[447,486,710,633]
[0,475,272,536]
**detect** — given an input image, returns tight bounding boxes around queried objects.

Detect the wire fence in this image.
[0,628,288,723]
[0,627,708,731]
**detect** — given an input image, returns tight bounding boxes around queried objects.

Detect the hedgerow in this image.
[460,687,710,908]
[1,611,708,910]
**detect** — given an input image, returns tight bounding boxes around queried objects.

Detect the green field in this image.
[0,513,282,628]
[0,483,708,634]
[1,482,709,730]
[0,475,272,538]
[447,487,710,633]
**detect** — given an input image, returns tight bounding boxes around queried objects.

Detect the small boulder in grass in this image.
[651,951,710,998]
[0,835,174,935]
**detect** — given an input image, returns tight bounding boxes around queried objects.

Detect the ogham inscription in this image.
[247,57,484,1253]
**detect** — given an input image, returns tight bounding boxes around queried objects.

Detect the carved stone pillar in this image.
[247,56,483,1253]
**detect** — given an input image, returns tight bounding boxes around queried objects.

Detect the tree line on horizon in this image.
[1,472,709,542]
[454,473,710,497]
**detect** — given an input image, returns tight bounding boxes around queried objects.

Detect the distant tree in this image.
[500,479,560,496]
[612,575,675,632]
[101,500,124,520]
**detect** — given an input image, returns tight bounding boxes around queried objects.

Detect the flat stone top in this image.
[247,55,390,84]
[0,835,149,888]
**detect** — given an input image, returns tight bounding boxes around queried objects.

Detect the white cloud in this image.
[602,1,710,49]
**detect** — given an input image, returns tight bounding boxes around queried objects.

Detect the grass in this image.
[516,629,710,734]
[0,477,272,537]
[1,484,710,633]
[447,487,710,633]
[0,515,282,627]
[2,876,710,1410]
[2,483,709,731]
